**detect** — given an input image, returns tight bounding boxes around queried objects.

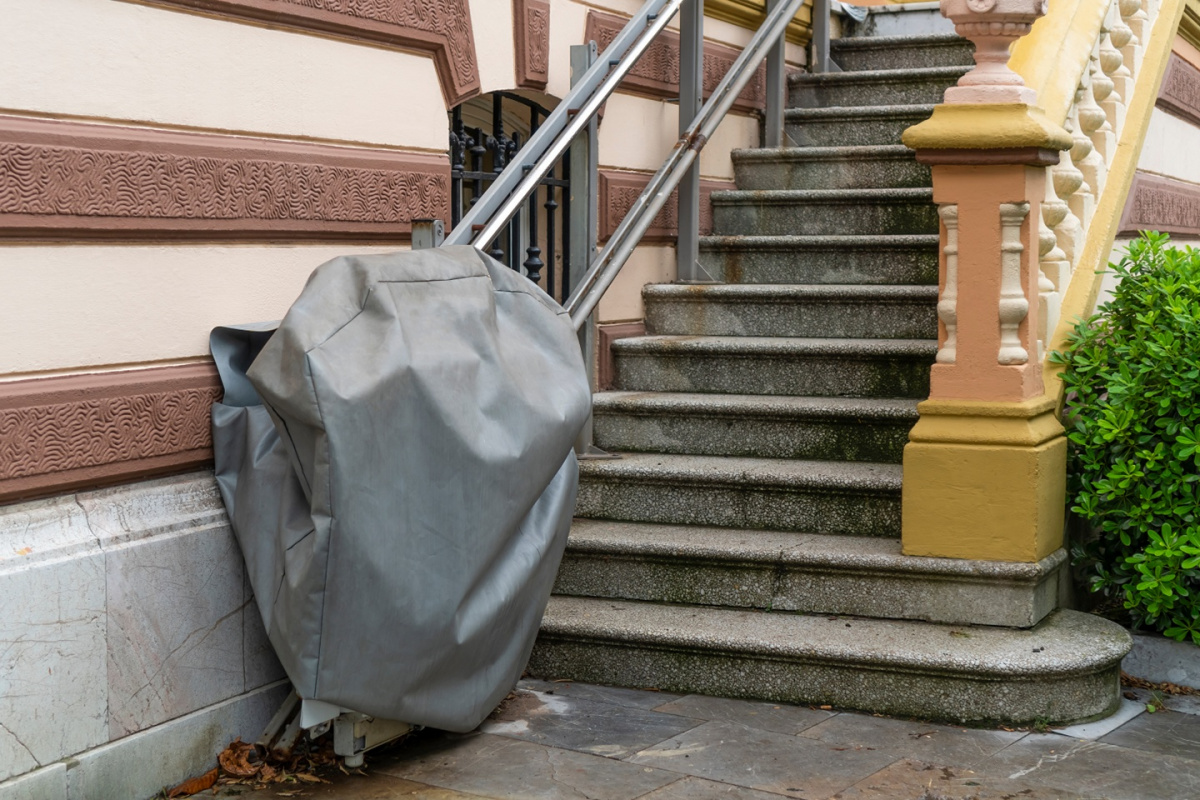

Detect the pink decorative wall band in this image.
[514,0,551,89]
[148,0,480,104]
[599,169,734,242]
[0,115,450,241]
[0,365,222,504]
[1119,171,1200,238]
[585,11,767,115]
[1157,52,1200,128]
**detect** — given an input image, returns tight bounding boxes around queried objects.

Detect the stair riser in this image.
[786,114,932,147]
[553,554,1062,627]
[527,637,1122,726]
[613,351,934,398]
[712,199,938,236]
[592,412,913,462]
[733,156,929,191]
[831,44,976,71]
[576,478,901,536]
[699,245,939,285]
[645,298,938,338]
[789,75,961,108]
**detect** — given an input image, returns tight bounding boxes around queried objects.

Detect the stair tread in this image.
[613,334,937,357]
[784,103,936,120]
[711,187,932,202]
[830,33,970,51]
[579,451,902,491]
[699,233,938,249]
[541,596,1131,677]
[567,519,1063,580]
[592,391,920,419]
[788,64,971,85]
[643,283,937,302]
[732,144,915,162]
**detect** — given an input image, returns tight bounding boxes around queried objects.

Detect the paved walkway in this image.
[245,679,1200,800]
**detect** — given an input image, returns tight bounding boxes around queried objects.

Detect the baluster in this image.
[487,96,509,263]
[522,108,544,286]
[998,203,1031,366]
[1074,72,1109,209]
[1057,106,1096,233]
[450,108,465,228]
[469,126,486,210]
[546,161,560,301]
[1038,176,1071,357]
[1118,0,1145,79]
[936,205,959,365]
[1099,3,1132,136]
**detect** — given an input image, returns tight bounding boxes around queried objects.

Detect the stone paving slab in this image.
[829,758,1099,800]
[651,694,835,736]
[479,688,701,758]
[796,711,1024,766]
[968,732,1200,800]
[517,679,685,711]
[628,719,897,798]
[375,732,678,800]
[232,680,1200,800]
[1099,705,1200,761]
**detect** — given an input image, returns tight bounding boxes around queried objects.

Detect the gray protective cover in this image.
[210,245,590,732]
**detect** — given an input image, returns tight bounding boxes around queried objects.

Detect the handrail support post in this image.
[813,0,832,74]
[569,42,610,459]
[764,0,786,147]
[677,0,704,283]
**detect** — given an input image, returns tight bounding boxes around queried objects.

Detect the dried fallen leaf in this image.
[219,738,262,778]
[295,773,325,784]
[14,547,32,556]
[167,767,218,797]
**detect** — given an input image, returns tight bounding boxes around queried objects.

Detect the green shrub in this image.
[1050,232,1200,644]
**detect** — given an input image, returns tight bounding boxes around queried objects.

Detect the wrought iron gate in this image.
[449,92,573,305]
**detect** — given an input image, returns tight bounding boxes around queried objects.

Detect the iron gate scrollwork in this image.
[450,92,573,305]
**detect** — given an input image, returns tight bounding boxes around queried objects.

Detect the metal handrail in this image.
[565,0,807,329]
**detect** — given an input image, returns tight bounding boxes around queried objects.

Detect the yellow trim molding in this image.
[1179,1,1200,50]
[706,0,814,45]
[903,103,1073,151]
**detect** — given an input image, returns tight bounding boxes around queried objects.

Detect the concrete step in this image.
[788,65,970,108]
[577,452,902,536]
[732,145,928,190]
[711,188,937,237]
[698,234,939,285]
[830,33,975,71]
[785,103,936,147]
[556,520,1067,628]
[613,335,935,398]
[643,283,938,339]
[592,391,918,462]
[530,596,1131,725]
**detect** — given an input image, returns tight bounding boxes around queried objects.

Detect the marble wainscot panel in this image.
[0,472,287,795]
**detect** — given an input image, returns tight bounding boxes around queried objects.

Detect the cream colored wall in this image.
[0,244,405,379]
[0,0,447,149]
[1,0,783,376]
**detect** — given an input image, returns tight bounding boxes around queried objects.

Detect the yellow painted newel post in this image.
[901,0,1074,562]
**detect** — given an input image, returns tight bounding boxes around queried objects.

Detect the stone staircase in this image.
[528,33,1130,725]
